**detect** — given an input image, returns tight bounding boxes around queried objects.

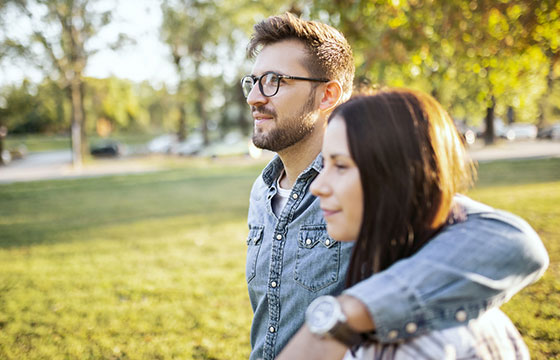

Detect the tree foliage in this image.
[1,0,559,147]
[310,0,560,142]
[0,0,129,166]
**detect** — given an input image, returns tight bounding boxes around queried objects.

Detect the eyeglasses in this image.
[241,71,329,98]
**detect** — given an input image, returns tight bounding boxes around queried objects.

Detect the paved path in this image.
[0,151,163,184]
[1,140,559,184]
[468,140,560,162]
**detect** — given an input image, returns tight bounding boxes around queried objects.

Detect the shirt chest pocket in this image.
[246,225,264,283]
[294,225,340,292]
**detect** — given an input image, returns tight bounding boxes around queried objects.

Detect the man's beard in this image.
[251,94,317,152]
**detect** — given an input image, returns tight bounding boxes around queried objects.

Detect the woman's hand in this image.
[276,324,347,360]
[276,295,375,360]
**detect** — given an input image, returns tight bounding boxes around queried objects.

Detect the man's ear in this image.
[318,81,343,112]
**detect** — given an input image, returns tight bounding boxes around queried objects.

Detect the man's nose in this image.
[246,84,268,107]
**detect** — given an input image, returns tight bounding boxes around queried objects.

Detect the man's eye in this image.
[264,73,280,85]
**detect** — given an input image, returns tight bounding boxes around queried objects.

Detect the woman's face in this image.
[310,116,364,242]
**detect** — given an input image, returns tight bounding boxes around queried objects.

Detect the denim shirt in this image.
[246,154,549,360]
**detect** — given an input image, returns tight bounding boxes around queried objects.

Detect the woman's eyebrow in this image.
[329,153,351,160]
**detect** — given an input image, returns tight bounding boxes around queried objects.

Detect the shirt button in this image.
[269,326,275,333]
[325,239,331,246]
[276,234,282,240]
[405,322,417,334]
[292,193,298,199]
[456,310,467,322]
[387,330,398,339]
[305,238,312,245]
[271,281,277,288]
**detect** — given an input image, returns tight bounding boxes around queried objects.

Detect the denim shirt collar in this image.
[261,153,323,186]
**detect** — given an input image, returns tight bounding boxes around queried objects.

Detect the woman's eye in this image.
[334,163,348,171]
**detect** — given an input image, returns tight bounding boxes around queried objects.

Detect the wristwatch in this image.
[305,295,364,348]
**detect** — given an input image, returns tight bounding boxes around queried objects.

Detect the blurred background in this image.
[0,1,559,359]
[0,0,559,169]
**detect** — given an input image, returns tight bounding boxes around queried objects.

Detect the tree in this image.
[0,79,68,134]
[0,0,128,167]
[84,77,149,136]
[160,0,300,144]
[160,0,224,144]
[310,0,557,144]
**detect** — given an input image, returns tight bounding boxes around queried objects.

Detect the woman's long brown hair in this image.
[329,88,476,287]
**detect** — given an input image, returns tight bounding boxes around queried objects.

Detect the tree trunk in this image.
[0,127,5,166]
[237,83,250,136]
[507,106,515,125]
[70,77,85,168]
[484,95,496,145]
[194,78,209,146]
[538,58,555,127]
[177,103,187,141]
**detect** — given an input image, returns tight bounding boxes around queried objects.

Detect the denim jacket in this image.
[246,154,548,360]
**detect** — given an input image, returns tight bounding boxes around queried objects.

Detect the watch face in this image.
[306,296,339,334]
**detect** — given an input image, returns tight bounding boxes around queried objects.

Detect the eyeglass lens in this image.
[241,77,255,98]
[242,72,281,98]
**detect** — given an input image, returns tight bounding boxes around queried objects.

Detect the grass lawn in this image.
[0,157,558,359]
[468,158,560,359]
[4,133,158,153]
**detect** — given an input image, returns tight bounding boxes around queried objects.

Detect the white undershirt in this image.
[272,171,292,217]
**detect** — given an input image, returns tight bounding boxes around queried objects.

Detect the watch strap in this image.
[330,321,364,348]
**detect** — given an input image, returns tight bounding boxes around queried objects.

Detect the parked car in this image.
[198,132,250,158]
[147,134,178,153]
[454,120,477,145]
[480,118,538,141]
[174,133,204,156]
[90,140,124,157]
[538,123,560,140]
[1,149,11,165]
[492,118,516,140]
[507,123,538,140]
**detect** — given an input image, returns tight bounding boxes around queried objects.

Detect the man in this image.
[242,13,548,360]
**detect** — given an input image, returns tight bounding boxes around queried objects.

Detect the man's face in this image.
[246,40,322,152]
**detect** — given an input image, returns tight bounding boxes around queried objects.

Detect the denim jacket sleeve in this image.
[343,195,549,343]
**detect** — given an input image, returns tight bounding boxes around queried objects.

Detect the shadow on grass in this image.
[0,166,261,249]
[474,158,560,188]
[2,157,559,249]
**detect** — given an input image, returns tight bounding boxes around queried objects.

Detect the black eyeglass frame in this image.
[241,71,330,98]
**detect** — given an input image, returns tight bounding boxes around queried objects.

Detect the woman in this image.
[309,88,530,359]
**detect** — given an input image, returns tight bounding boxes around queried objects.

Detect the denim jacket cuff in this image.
[344,271,428,342]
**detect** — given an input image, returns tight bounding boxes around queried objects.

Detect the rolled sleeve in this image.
[344,197,549,343]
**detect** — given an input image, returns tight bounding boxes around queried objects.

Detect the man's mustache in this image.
[252,106,277,118]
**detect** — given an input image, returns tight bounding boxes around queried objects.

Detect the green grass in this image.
[0,160,265,359]
[0,157,558,359]
[467,158,560,360]
[4,134,72,152]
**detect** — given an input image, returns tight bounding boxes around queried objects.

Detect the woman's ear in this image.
[318,81,343,112]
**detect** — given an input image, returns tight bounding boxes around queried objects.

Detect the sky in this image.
[0,0,178,89]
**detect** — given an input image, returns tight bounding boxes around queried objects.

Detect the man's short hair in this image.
[248,12,355,100]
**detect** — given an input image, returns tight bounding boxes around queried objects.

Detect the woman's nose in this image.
[310,172,329,197]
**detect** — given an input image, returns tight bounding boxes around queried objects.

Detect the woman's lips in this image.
[321,208,340,218]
